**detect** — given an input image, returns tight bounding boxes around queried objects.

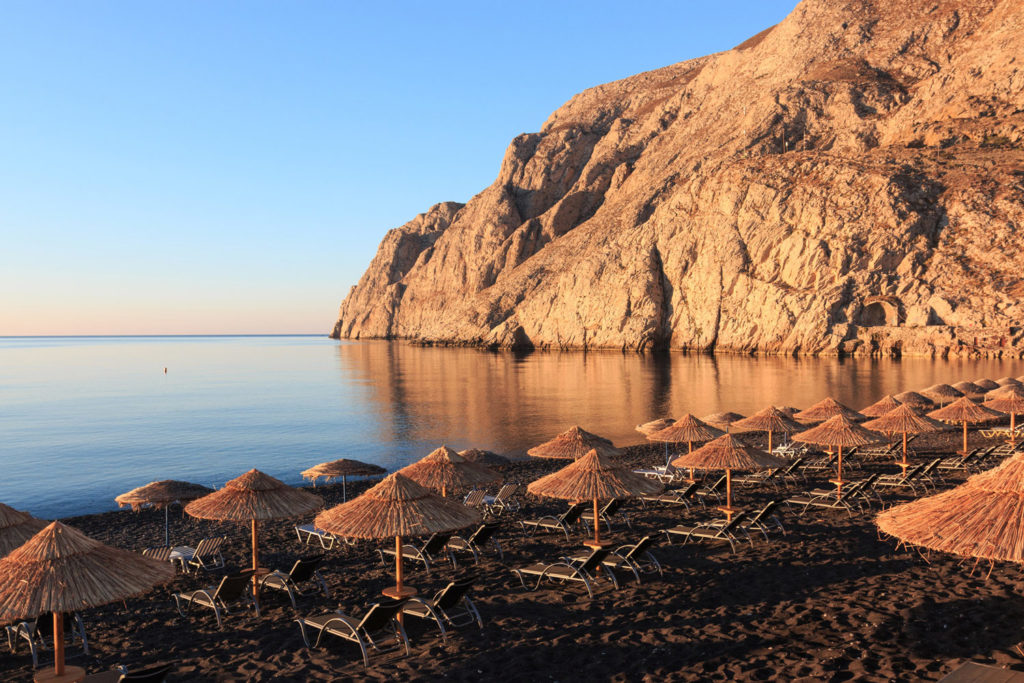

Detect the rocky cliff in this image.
[333,0,1024,358]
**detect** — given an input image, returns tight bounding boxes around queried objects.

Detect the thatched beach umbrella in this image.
[984,386,1024,445]
[862,404,948,474]
[301,458,387,502]
[775,406,801,417]
[529,449,662,548]
[928,397,1003,455]
[794,397,865,424]
[528,426,623,460]
[186,470,322,589]
[115,480,214,547]
[952,381,987,399]
[0,503,47,559]
[647,415,724,472]
[399,446,499,497]
[672,435,784,521]
[636,418,676,436]
[793,415,884,495]
[976,378,1001,391]
[877,453,1024,567]
[458,448,511,468]
[894,391,935,408]
[732,406,805,454]
[988,384,1021,399]
[922,384,965,407]
[700,412,746,432]
[860,395,903,418]
[315,473,480,600]
[997,377,1022,387]
[0,522,174,681]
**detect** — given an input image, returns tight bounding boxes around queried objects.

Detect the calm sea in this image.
[2,335,1022,518]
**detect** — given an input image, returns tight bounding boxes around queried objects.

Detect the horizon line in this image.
[0,333,329,338]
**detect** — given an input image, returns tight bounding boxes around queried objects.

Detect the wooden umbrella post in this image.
[901,431,909,475]
[962,421,969,455]
[717,468,735,521]
[593,498,600,546]
[164,507,169,547]
[687,441,695,483]
[1011,412,1017,446]
[342,475,347,503]
[395,535,402,595]
[830,445,844,496]
[251,519,259,594]
[53,612,64,677]
[767,429,773,455]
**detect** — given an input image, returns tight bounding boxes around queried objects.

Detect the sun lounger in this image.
[663,512,750,553]
[511,548,617,598]
[638,481,699,509]
[732,465,785,490]
[5,611,88,668]
[295,523,344,550]
[258,555,330,608]
[519,502,587,541]
[400,572,484,642]
[938,448,981,473]
[296,598,410,668]
[463,489,487,510]
[708,499,786,541]
[378,532,453,575]
[694,475,728,506]
[785,478,874,516]
[169,536,226,574]
[173,569,259,629]
[570,535,663,584]
[81,663,174,683]
[446,521,503,565]
[482,483,522,516]
[874,463,927,494]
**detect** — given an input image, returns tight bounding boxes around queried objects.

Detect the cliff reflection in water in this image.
[337,341,1024,458]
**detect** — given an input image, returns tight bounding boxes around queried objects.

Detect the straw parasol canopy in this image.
[315,473,480,599]
[921,383,965,406]
[775,406,801,417]
[988,384,1022,399]
[860,395,903,418]
[952,381,987,398]
[527,426,623,460]
[928,397,1003,455]
[115,480,215,547]
[0,521,174,680]
[398,446,500,497]
[731,406,805,454]
[647,415,724,472]
[975,378,1001,391]
[529,449,662,547]
[635,418,676,436]
[186,469,322,588]
[672,434,785,520]
[862,404,949,473]
[700,411,746,432]
[458,448,511,468]
[794,397,865,424]
[793,415,884,494]
[893,390,935,408]
[301,458,386,501]
[876,453,1024,564]
[0,503,47,559]
[984,386,1024,445]
[997,377,1023,387]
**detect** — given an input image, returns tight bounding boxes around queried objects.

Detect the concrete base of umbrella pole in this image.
[583,497,611,549]
[33,613,85,683]
[716,469,737,521]
[829,445,845,496]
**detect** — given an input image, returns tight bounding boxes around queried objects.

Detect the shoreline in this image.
[6,428,1024,681]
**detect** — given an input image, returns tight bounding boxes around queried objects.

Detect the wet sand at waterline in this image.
[5,429,1024,681]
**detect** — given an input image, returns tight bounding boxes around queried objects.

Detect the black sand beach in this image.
[5,430,1024,682]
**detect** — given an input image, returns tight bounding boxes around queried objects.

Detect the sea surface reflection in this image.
[1,336,1021,517]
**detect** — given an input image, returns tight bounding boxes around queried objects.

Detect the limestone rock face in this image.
[332,0,1024,358]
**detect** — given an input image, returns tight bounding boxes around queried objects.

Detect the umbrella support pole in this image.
[830,445,845,497]
[767,430,773,455]
[963,421,969,455]
[717,469,735,521]
[583,498,609,549]
[251,519,259,595]
[900,432,909,475]
[164,507,169,547]
[686,441,696,483]
[342,476,347,503]
[54,612,64,677]
[1012,413,1017,446]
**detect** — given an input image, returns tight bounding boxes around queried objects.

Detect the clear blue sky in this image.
[0,1,796,335]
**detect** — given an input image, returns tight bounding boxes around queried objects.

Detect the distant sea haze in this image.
[2,335,1022,518]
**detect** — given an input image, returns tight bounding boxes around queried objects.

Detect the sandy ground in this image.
[5,429,1024,682]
